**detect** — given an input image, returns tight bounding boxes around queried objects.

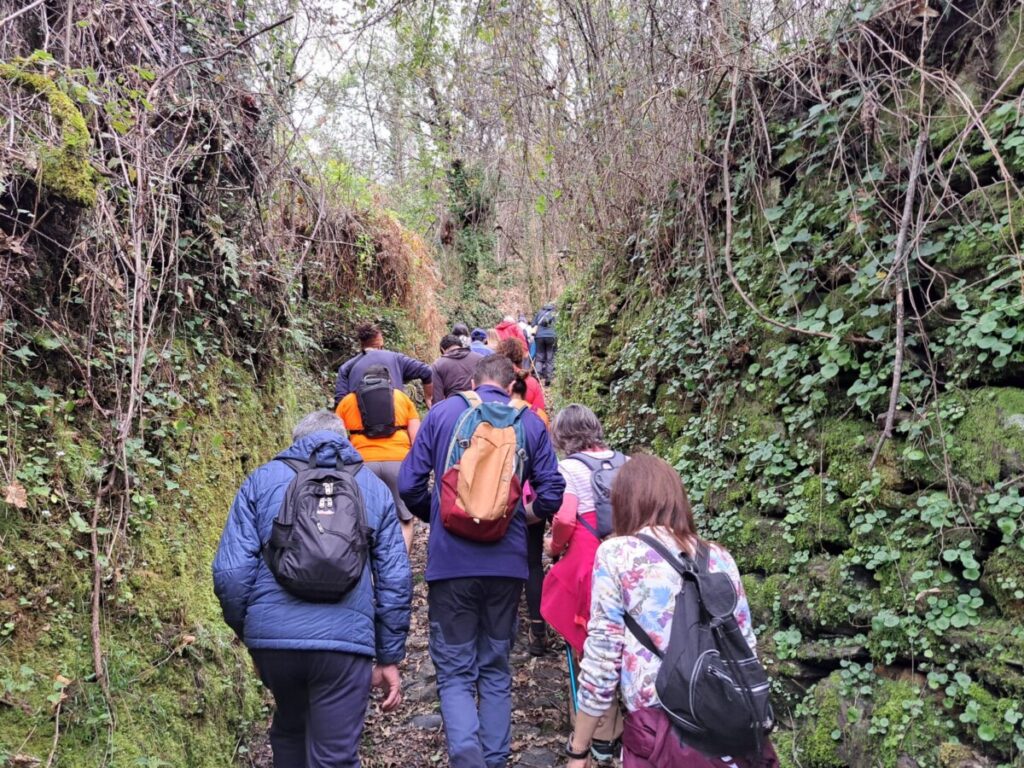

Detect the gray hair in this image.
[293,410,348,441]
[552,404,606,456]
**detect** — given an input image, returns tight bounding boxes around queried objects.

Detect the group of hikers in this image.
[213,313,778,768]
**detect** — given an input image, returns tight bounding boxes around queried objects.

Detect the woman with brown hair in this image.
[495,337,547,422]
[564,454,776,768]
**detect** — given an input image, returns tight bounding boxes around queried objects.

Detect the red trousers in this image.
[622,707,779,768]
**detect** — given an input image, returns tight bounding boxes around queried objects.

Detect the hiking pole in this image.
[565,642,579,715]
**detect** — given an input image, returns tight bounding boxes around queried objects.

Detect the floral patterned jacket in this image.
[576,526,756,717]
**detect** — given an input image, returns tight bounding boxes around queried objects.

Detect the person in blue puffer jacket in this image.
[213,410,412,768]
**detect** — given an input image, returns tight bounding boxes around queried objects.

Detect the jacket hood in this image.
[443,346,473,360]
[542,302,555,310]
[496,320,517,330]
[275,431,363,466]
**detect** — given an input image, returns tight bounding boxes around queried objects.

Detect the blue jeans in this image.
[428,577,523,768]
[250,649,372,768]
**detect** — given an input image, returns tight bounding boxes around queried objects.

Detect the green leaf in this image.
[828,308,845,324]
[821,363,840,379]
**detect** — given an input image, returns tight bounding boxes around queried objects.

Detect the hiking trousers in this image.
[250,648,372,768]
[428,576,523,768]
[534,337,556,384]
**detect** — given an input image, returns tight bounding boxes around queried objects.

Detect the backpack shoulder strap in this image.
[635,533,697,580]
[459,390,482,408]
[623,611,664,659]
[278,458,307,474]
[567,452,601,471]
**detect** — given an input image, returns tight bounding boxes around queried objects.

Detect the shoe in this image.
[528,621,547,657]
[591,737,620,763]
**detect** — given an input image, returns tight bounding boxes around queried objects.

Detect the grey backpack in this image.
[264,444,370,602]
[568,451,627,539]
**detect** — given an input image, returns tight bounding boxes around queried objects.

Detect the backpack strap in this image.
[621,533,704,657]
[459,390,482,408]
[623,611,664,659]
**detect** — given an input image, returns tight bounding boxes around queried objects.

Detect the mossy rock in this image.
[0,56,97,207]
[793,671,946,768]
[945,387,1024,485]
[720,511,794,574]
[995,8,1024,97]
[779,555,878,634]
[938,742,993,768]
[818,418,904,496]
[654,381,697,440]
[723,395,786,458]
[980,544,1024,619]
[790,475,851,551]
[744,572,786,626]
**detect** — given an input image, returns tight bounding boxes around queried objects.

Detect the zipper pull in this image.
[316,518,325,534]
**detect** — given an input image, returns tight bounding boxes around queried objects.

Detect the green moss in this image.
[723,396,785,457]
[0,358,318,765]
[947,387,1024,485]
[981,545,1024,619]
[744,573,786,625]
[797,673,847,768]
[995,8,1024,97]
[721,511,794,574]
[0,57,97,207]
[819,418,903,496]
[779,555,877,633]
[870,678,945,767]
[791,475,850,551]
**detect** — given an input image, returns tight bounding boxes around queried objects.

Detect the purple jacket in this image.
[333,348,432,406]
[398,385,565,582]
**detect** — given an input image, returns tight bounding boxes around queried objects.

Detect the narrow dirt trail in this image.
[249,524,575,767]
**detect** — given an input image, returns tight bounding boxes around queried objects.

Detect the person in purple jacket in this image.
[398,355,565,768]
[333,321,434,407]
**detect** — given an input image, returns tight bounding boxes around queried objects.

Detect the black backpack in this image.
[568,451,626,539]
[623,534,774,758]
[354,370,399,438]
[263,445,370,602]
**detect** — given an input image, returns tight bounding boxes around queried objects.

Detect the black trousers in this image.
[534,337,556,383]
[250,648,372,768]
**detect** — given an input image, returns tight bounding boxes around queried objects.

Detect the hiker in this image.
[470,327,494,356]
[452,322,472,348]
[333,321,433,408]
[495,338,547,423]
[540,405,627,761]
[485,328,502,352]
[532,302,557,387]
[517,312,536,360]
[495,314,528,355]
[431,334,484,401]
[397,354,565,768]
[213,410,412,768]
[336,365,421,553]
[564,454,776,768]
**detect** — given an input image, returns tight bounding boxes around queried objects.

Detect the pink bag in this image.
[622,707,779,768]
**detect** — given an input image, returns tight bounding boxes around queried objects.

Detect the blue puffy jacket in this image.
[212,431,412,664]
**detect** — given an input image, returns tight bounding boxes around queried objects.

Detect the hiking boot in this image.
[528,621,547,657]
[591,737,621,764]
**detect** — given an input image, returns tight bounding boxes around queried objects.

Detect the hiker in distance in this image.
[532,302,557,387]
[431,333,484,400]
[564,454,776,768]
[213,410,412,768]
[470,327,494,356]
[398,354,565,768]
[334,321,434,408]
